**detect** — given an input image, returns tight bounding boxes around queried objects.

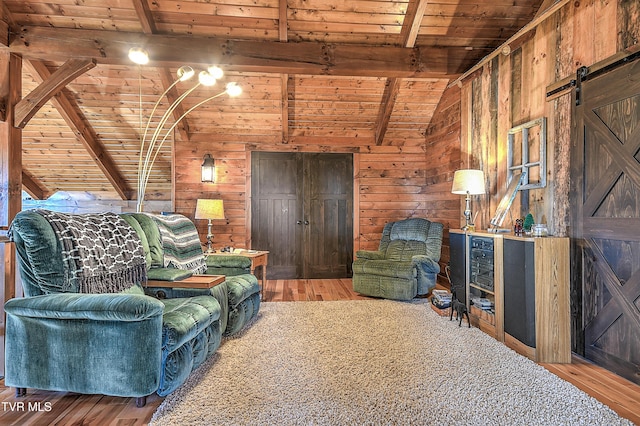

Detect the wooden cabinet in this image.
[449,230,571,363]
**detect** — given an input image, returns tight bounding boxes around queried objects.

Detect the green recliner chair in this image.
[352,218,443,301]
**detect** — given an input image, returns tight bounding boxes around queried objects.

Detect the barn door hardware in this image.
[574,66,589,106]
[547,50,640,105]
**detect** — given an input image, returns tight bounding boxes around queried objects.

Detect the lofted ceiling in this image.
[3,0,545,201]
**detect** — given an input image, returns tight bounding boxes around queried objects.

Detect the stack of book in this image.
[470,296,493,310]
[431,289,452,309]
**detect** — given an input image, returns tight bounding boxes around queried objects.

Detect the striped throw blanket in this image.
[148,213,208,274]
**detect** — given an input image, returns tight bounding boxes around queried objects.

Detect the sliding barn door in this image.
[251,152,353,279]
[571,59,640,384]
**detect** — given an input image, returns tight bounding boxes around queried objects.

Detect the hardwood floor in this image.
[1,279,638,425]
[261,278,369,302]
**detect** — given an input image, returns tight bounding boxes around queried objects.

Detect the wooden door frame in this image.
[245,149,360,255]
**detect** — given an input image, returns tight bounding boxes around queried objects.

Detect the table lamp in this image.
[195,199,225,253]
[451,169,486,231]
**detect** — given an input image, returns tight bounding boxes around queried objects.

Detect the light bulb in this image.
[128,47,149,65]
[176,66,195,81]
[207,66,224,80]
[226,82,242,97]
[198,71,217,87]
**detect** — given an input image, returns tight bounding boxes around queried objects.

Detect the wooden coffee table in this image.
[145,274,225,289]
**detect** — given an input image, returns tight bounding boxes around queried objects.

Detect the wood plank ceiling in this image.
[3,0,544,200]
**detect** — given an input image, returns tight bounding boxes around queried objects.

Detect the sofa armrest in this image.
[205,255,252,269]
[411,255,440,273]
[4,293,164,321]
[355,250,385,260]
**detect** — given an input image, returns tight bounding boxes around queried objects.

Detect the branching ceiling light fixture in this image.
[129,47,242,212]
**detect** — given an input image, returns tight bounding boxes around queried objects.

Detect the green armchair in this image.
[352,218,443,301]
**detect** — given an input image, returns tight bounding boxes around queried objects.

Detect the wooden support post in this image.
[0,51,22,378]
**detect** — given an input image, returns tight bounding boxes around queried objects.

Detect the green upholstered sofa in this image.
[122,213,261,337]
[352,218,444,301]
[4,210,259,406]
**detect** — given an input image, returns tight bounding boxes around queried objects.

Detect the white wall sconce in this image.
[201,154,216,183]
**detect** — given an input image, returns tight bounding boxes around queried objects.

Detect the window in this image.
[507,117,546,190]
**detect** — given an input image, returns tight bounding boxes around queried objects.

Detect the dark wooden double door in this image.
[251,152,353,279]
[572,58,640,384]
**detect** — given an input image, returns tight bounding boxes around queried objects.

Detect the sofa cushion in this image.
[9,211,67,296]
[10,210,147,296]
[354,259,415,280]
[126,213,164,268]
[160,296,221,354]
[120,214,152,269]
[389,217,430,242]
[385,240,427,262]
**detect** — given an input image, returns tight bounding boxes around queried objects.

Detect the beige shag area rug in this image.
[150,299,633,426]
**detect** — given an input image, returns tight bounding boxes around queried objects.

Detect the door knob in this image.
[304,220,309,225]
[296,220,302,225]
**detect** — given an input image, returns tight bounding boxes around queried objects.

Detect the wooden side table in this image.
[145,274,225,289]
[207,250,269,295]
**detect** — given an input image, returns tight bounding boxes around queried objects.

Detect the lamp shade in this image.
[195,199,225,220]
[451,169,486,195]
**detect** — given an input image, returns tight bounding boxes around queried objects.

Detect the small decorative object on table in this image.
[532,223,549,237]
[514,218,524,236]
[523,213,535,234]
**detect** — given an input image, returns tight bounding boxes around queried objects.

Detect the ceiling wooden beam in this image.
[132,0,157,34]
[0,51,22,230]
[14,58,96,128]
[278,0,288,43]
[0,4,9,47]
[375,78,401,146]
[375,0,429,145]
[12,26,466,78]
[400,0,429,48]
[21,170,48,200]
[27,60,133,200]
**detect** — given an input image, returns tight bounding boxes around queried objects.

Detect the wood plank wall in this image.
[459,1,639,353]
[173,75,459,286]
[424,85,462,282]
[461,0,636,236]
[174,139,436,256]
